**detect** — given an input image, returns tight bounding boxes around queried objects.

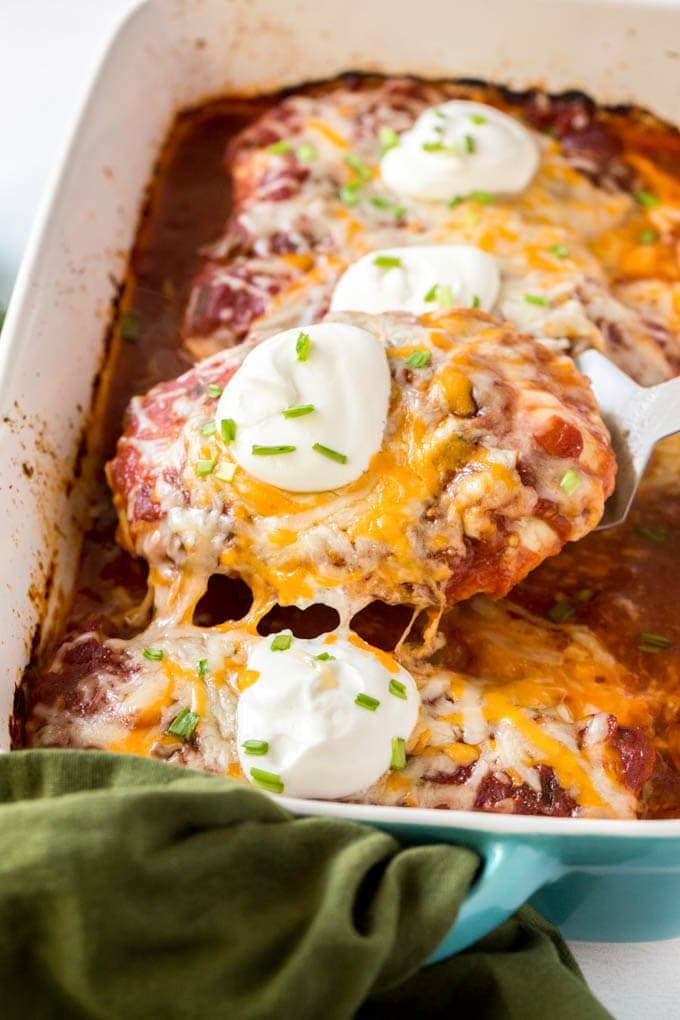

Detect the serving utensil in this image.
[576,349,680,529]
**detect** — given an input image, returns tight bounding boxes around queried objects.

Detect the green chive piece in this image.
[435,283,455,309]
[389,678,407,700]
[312,442,347,464]
[635,523,667,544]
[355,693,380,711]
[120,311,140,342]
[548,600,575,624]
[167,707,200,739]
[373,254,403,268]
[345,153,371,181]
[270,633,292,651]
[524,293,550,307]
[296,331,311,361]
[391,736,407,770]
[405,350,432,370]
[339,182,361,205]
[470,190,493,204]
[370,195,405,219]
[250,768,284,794]
[469,113,487,125]
[295,142,316,161]
[560,469,581,496]
[315,652,336,661]
[268,139,291,155]
[423,284,438,302]
[576,588,595,603]
[638,632,673,648]
[447,195,463,209]
[207,383,222,399]
[464,133,476,154]
[635,190,660,208]
[196,459,216,477]
[243,739,269,755]
[282,403,315,419]
[252,445,296,456]
[143,647,164,661]
[215,462,237,483]
[200,421,216,436]
[378,126,399,154]
[220,418,237,443]
[422,141,445,153]
[638,228,658,245]
[638,643,662,654]
[550,244,569,258]
[471,294,481,309]
[197,659,209,676]
[0,308,5,333]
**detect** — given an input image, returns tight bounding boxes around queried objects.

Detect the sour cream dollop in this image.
[381,100,539,202]
[215,322,390,492]
[330,245,500,316]
[236,633,420,799]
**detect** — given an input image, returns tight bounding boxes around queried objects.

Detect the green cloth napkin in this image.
[0,750,610,1019]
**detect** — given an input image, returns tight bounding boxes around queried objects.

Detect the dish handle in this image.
[427,840,563,964]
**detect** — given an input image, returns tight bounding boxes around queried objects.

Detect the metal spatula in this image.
[575,350,680,529]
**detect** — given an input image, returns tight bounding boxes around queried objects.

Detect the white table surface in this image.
[2,2,679,1016]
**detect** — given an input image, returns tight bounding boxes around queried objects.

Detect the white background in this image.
[1,2,679,1016]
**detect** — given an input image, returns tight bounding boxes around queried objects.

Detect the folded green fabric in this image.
[0,750,610,1019]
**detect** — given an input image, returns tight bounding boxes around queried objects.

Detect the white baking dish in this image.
[2,0,680,955]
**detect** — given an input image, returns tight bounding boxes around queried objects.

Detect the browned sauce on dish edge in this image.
[17,79,680,816]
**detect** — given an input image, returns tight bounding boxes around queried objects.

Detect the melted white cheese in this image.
[330,244,500,316]
[381,100,539,202]
[236,633,419,798]
[215,322,390,492]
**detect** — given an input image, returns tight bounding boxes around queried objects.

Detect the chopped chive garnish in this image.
[433,108,447,120]
[435,283,455,309]
[638,228,658,245]
[296,331,311,361]
[389,678,407,700]
[391,736,407,770]
[315,652,335,661]
[422,140,459,154]
[143,647,164,661]
[548,599,575,624]
[282,403,314,418]
[378,126,399,154]
[295,142,316,161]
[252,444,296,456]
[167,707,200,740]
[312,442,347,464]
[576,588,595,603]
[524,293,550,307]
[369,195,405,219]
[470,190,493,204]
[200,421,216,436]
[220,418,237,443]
[120,311,140,342]
[550,243,569,258]
[268,139,291,155]
[373,254,402,268]
[464,133,476,153]
[405,349,432,370]
[242,739,269,755]
[635,190,660,208]
[250,768,284,794]
[423,284,438,302]
[345,153,371,180]
[469,113,487,125]
[207,383,222,399]
[638,643,663,654]
[638,632,673,648]
[197,658,209,676]
[215,462,236,483]
[448,195,463,209]
[270,633,292,651]
[196,458,216,477]
[339,182,361,205]
[560,469,581,496]
[471,294,481,309]
[355,692,380,711]
[635,523,667,543]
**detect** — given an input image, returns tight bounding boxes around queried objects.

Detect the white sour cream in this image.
[380,100,539,202]
[330,245,500,316]
[215,322,390,492]
[236,633,419,799]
